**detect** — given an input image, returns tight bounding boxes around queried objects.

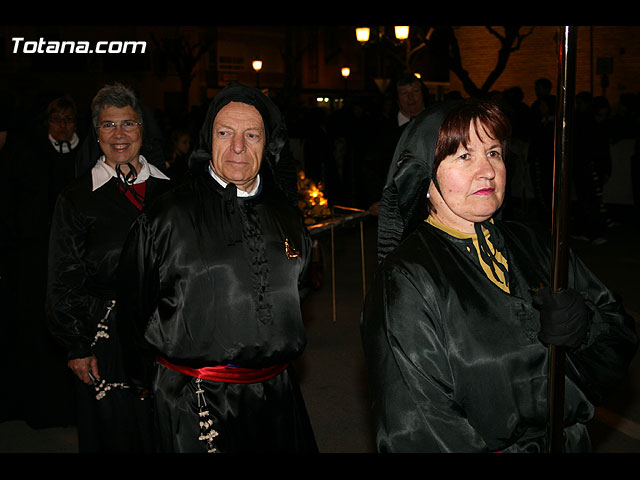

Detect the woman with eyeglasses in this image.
[45,83,171,452]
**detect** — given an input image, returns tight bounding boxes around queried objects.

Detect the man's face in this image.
[210,102,265,192]
[48,108,75,142]
[397,81,425,118]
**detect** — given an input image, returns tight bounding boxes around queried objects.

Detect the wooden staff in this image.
[547,25,577,453]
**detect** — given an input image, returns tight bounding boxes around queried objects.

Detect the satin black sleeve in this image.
[565,251,638,404]
[116,213,160,388]
[361,263,489,452]
[45,192,93,360]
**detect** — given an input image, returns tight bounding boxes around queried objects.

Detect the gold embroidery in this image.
[284,237,300,259]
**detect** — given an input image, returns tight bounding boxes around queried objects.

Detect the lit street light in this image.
[354,25,432,73]
[252,59,263,89]
[341,66,350,89]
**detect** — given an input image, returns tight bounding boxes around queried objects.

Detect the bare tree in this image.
[151,31,214,115]
[439,26,535,97]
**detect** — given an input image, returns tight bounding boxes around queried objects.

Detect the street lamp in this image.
[355,26,410,44]
[252,59,263,88]
[394,26,409,40]
[355,25,431,73]
[356,27,370,44]
[341,66,351,89]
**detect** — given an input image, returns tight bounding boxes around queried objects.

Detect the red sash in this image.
[157,355,288,384]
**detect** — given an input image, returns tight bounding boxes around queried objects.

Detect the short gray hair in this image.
[91,83,144,129]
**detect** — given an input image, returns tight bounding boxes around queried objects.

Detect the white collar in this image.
[397,111,411,127]
[208,165,261,198]
[48,132,79,153]
[91,155,170,191]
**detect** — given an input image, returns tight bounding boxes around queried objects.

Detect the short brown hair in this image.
[434,98,511,172]
[47,96,77,120]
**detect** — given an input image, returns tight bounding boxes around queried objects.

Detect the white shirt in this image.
[49,132,79,153]
[91,155,170,191]
[208,165,261,198]
[397,111,412,127]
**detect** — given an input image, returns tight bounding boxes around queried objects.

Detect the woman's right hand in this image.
[68,355,100,385]
[532,287,589,349]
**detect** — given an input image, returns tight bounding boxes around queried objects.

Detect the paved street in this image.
[564,208,640,453]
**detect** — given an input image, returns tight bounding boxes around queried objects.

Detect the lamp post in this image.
[354,25,431,73]
[341,66,351,90]
[252,59,263,89]
[355,26,408,44]
[355,27,371,44]
[394,26,409,41]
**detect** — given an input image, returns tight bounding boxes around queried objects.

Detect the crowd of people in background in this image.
[286,77,640,244]
[0,75,639,437]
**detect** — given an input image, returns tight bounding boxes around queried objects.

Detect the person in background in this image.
[364,73,427,214]
[396,73,427,127]
[46,83,171,452]
[163,127,191,183]
[527,92,556,223]
[1,95,82,429]
[531,77,555,123]
[362,97,637,452]
[572,92,611,245]
[116,82,317,453]
[11,96,82,237]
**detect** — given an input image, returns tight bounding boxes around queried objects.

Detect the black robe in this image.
[1,131,79,428]
[46,171,171,452]
[361,219,638,452]
[117,169,317,453]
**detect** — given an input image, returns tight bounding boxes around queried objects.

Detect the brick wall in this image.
[448,26,640,110]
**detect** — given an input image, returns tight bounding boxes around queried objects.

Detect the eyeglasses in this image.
[96,120,142,132]
[49,116,75,124]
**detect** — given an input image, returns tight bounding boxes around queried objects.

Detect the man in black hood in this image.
[117,83,317,453]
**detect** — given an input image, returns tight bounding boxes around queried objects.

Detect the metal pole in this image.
[360,220,366,301]
[331,223,336,323]
[547,25,577,453]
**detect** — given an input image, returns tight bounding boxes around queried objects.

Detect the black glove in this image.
[532,287,589,349]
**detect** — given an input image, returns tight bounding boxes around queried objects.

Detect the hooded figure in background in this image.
[361,98,637,452]
[117,82,317,453]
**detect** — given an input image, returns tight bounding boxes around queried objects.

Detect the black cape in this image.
[362,100,638,452]
[117,83,317,453]
[46,168,172,452]
[1,129,79,428]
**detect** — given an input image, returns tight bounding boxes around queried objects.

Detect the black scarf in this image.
[116,162,144,207]
[474,220,510,288]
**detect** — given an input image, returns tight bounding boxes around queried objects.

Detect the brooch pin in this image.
[284,237,300,259]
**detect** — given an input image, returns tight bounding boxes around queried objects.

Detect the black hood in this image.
[377,100,461,262]
[377,98,510,289]
[188,82,296,203]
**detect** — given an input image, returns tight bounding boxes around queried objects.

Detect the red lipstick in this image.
[474,188,495,196]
